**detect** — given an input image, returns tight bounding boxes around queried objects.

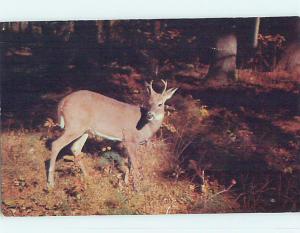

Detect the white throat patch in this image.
[154,113,164,121]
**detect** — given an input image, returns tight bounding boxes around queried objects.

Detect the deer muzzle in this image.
[146,111,154,121]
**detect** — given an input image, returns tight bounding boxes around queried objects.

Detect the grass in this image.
[1,129,238,216]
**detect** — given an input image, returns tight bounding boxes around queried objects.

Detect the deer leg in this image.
[122,158,130,185]
[71,133,89,177]
[115,143,130,184]
[124,142,140,189]
[48,130,84,188]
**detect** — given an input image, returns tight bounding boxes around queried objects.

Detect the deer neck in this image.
[137,112,164,142]
[148,117,164,134]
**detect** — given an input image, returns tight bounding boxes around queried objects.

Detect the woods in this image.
[1,17,299,215]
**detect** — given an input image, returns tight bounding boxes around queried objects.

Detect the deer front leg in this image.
[71,133,89,177]
[124,142,140,190]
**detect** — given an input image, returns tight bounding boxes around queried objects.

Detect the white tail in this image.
[47,80,177,188]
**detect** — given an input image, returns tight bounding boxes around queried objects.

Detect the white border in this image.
[1,213,300,233]
[0,0,299,21]
[0,0,299,232]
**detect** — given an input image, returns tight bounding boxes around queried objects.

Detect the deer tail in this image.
[57,99,66,129]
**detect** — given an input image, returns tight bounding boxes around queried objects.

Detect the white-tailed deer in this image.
[48,80,177,188]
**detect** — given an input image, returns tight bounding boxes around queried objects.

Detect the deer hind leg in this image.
[48,130,84,188]
[71,133,89,177]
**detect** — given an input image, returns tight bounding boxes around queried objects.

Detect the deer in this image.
[47,80,178,189]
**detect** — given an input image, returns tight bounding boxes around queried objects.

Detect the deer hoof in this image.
[133,182,140,192]
[132,176,141,192]
[124,172,129,185]
[47,182,55,191]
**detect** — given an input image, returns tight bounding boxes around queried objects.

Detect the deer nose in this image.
[146,112,154,121]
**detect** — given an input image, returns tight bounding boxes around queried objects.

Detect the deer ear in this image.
[163,88,178,100]
[145,83,151,94]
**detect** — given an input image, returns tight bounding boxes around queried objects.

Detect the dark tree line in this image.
[1,17,299,83]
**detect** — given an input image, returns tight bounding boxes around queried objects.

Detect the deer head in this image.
[145,80,178,121]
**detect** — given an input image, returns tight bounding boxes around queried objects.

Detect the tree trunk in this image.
[253,17,260,48]
[276,19,300,76]
[103,20,110,43]
[205,33,237,85]
[276,41,300,76]
[96,21,105,44]
[154,20,161,39]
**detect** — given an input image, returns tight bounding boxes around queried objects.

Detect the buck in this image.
[47,80,177,188]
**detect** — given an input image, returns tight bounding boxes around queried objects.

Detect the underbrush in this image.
[160,91,300,212]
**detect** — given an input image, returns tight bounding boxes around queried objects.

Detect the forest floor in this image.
[1,58,300,215]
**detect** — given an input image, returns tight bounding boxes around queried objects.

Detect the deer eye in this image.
[158,103,163,107]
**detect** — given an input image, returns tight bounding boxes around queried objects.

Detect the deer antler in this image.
[145,80,155,94]
[161,79,167,94]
